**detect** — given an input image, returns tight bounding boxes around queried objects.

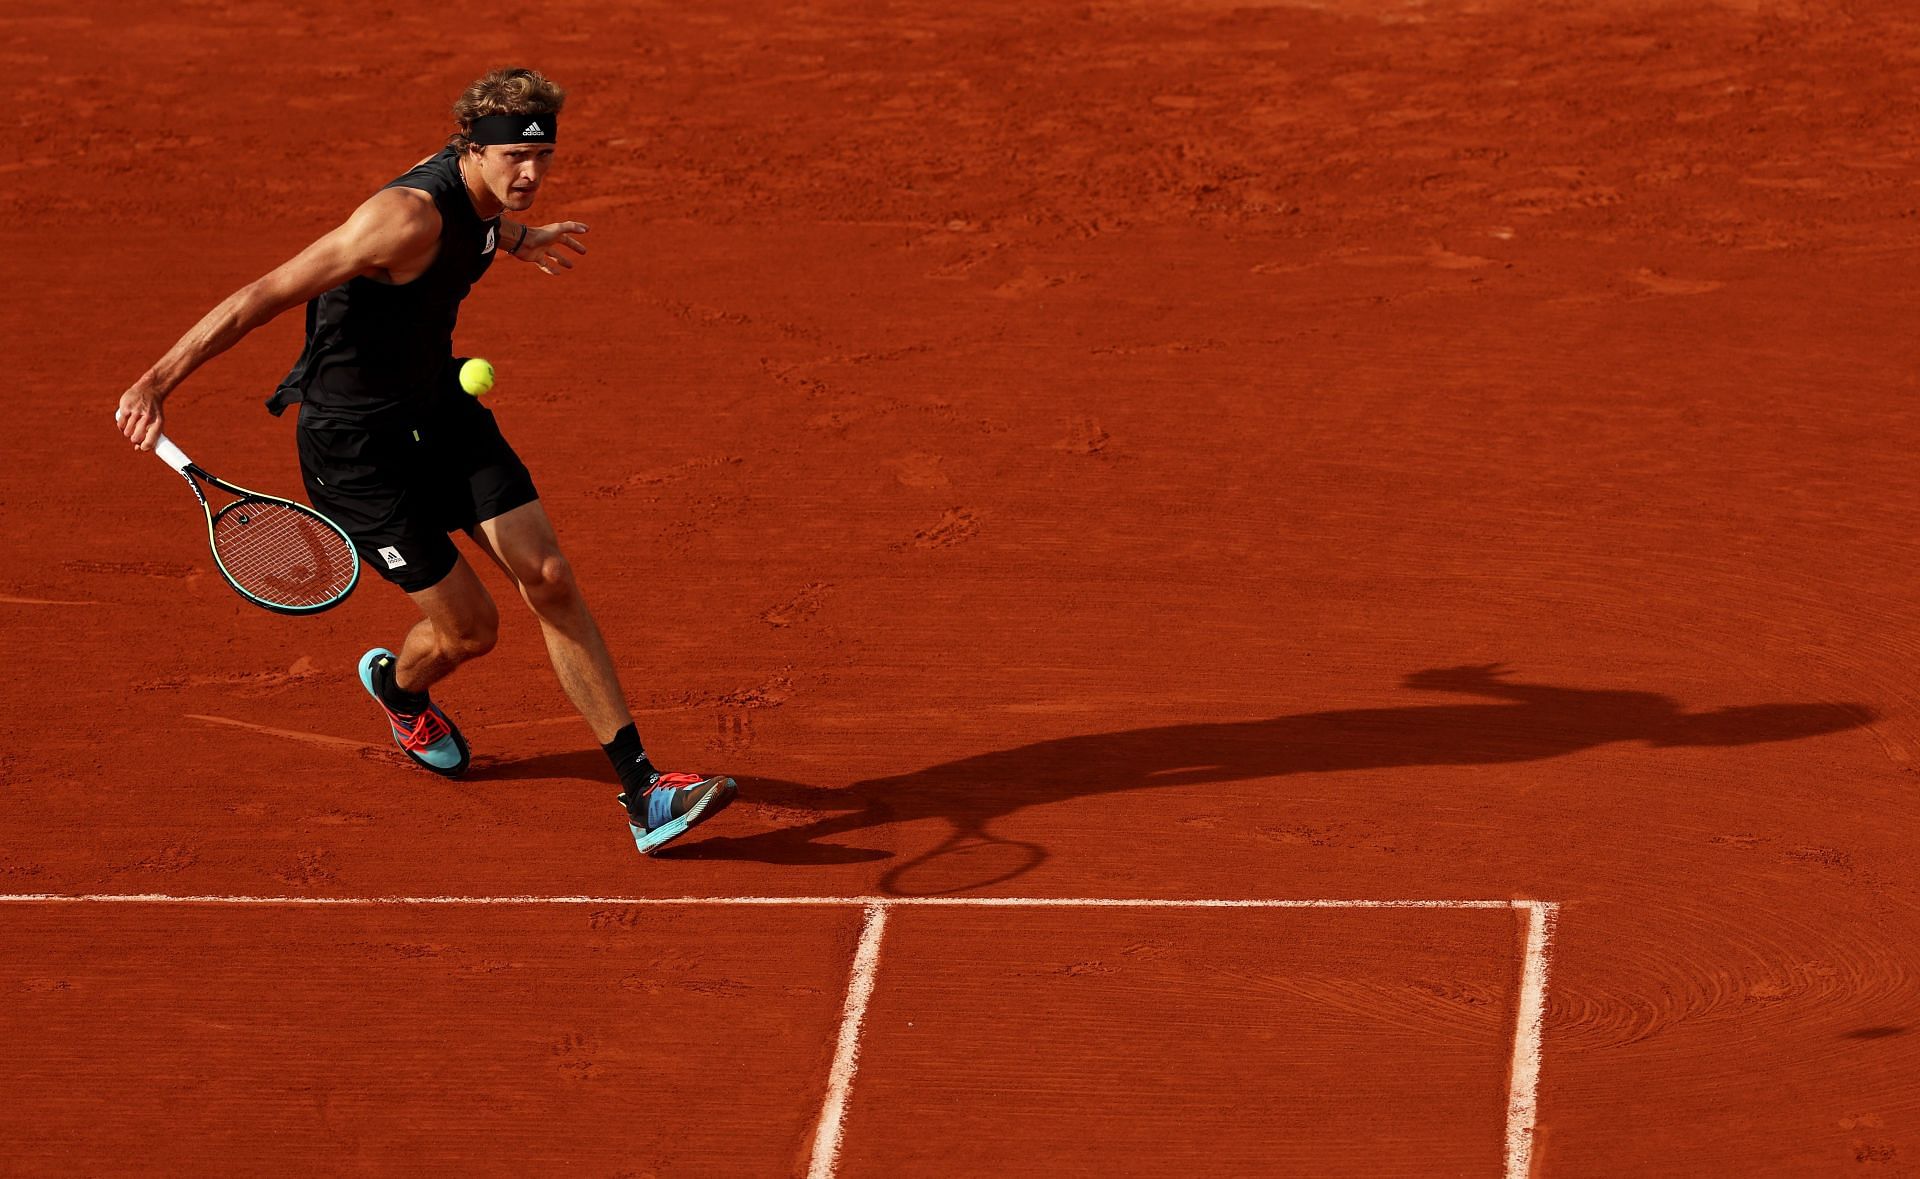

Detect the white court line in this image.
[0,893,1526,909]
[1,892,1557,1177]
[1505,900,1559,1179]
[808,904,889,1179]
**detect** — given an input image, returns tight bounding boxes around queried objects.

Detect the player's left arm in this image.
[501,219,589,275]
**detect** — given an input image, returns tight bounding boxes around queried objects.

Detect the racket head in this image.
[206,494,360,614]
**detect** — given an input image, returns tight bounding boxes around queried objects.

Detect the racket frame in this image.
[152,435,361,615]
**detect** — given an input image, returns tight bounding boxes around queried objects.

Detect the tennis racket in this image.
[132,425,360,614]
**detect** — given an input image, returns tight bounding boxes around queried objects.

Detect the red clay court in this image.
[6,0,1920,1174]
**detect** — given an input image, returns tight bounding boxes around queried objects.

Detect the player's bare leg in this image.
[356,558,497,779]
[471,500,626,740]
[393,558,501,693]
[472,498,735,853]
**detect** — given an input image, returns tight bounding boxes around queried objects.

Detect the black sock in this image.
[374,655,430,715]
[603,723,661,806]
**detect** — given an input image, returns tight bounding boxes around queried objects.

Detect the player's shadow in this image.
[484,665,1877,894]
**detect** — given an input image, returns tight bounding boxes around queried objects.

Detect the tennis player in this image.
[114,67,736,856]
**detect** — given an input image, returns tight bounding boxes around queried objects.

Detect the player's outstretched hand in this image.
[116,384,166,452]
[512,221,588,275]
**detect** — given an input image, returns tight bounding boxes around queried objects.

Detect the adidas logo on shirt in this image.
[522,121,543,137]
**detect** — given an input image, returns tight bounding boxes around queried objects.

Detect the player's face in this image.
[472,144,555,212]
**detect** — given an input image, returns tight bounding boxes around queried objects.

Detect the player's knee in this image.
[520,552,578,610]
[442,606,499,663]
[457,624,499,661]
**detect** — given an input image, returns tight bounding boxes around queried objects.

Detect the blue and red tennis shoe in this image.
[621,772,737,856]
[357,646,731,853]
[358,648,471,777]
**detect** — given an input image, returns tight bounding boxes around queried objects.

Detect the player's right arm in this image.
[116,189,440,452]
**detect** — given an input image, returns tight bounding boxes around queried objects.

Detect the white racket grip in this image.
[152,435,193,473]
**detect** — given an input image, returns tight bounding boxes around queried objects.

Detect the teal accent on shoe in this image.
[357,647,470,778]
[624,776,737,856]
[645,779,680,830]
[356,647,394,701]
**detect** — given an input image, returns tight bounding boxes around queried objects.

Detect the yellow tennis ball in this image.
[459,358,495,397]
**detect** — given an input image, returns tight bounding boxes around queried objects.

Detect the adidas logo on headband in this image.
[469,113,558,145]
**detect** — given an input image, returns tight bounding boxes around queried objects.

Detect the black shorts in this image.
[296,395,539,593]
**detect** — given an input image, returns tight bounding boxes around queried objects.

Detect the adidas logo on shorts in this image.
[378,546,407,569]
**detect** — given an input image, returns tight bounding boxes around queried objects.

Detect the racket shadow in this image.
[655,665,1879,893]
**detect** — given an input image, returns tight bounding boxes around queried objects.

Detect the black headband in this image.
[468,113,558,145]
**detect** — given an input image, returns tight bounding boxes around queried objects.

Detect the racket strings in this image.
[212,500,356,608]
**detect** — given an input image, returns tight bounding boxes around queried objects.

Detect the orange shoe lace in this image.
[648,772,709,792]
[388,705,452,752]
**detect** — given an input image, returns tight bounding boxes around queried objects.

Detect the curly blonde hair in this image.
[448,68,567,151]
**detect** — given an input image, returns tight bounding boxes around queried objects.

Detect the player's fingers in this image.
[561,234,587,255]
[138,419,163,451]
[566,221,588,234]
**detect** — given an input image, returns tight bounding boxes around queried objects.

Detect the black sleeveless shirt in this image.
[268,148,500,423]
